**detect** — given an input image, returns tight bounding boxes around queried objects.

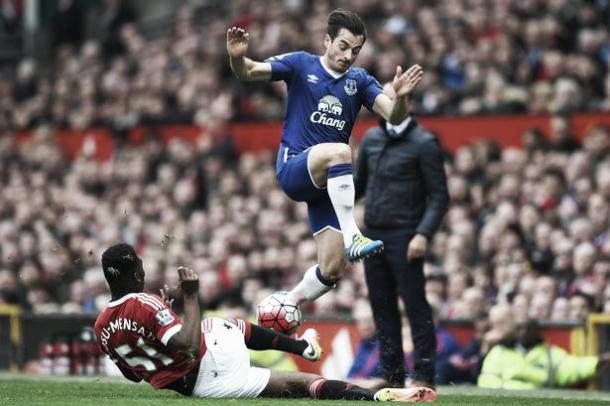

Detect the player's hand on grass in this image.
[392,64,423,99]
[227,27,250,58]
[177,266,199,296]
[159,284,175,309]
[407,233,428,261]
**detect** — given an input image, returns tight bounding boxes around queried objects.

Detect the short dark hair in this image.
[102,243,141,282]
[327,9,366,41]
[543,167,566,187]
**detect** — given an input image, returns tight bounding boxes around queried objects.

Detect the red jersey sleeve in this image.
[136,293,183,346]
[95,292,205,390]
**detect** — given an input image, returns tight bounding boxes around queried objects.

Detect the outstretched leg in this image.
[260,372,436,402]
[261,371,376,400]
[233,319,322,361]
[222,319,434,402]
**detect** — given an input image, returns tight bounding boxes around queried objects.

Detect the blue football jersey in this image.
[267,51,383,154]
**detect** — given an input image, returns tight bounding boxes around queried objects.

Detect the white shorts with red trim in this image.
[192,317,270,398]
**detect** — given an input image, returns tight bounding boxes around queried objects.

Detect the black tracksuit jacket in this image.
[354,118,449,237]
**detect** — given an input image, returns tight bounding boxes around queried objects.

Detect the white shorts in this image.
[191,317,271,398]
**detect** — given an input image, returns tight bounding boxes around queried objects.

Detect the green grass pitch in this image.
[1,375,610,405]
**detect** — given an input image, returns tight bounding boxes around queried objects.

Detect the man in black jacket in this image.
[355,86,449,393]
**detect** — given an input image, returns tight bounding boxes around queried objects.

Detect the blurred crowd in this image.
[1,116,609,326]
[431,116,610,324]
[2,0,610,132]
[2,0,610,385]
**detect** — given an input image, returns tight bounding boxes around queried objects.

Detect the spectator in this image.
[3,1,610,132]
[0,270,28,308]
[568,292,594,321]
[482,304,514,354]
[478,319,609,389]
[522,128,549,156]
[548,115,581,153]
[550,297,570,321]
[440,317,489,385]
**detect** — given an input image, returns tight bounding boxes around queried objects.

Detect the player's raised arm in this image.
[372,64,423,125]
[227,27,272,82]
[166,266,201,357]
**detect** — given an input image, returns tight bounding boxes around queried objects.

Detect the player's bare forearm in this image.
[229,55,249,80]
[227,26,271,81]
[387,95,410,125]
[230,57,272,81]
[174,293,201,356]
[168,267,201,357]
[373,93,411,125]
[375,64,422,123]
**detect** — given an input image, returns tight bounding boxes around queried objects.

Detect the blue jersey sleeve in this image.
[265,51,302,82]
[361,74,383,111]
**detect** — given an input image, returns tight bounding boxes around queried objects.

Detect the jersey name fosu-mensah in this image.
[94,292,205,389]
[267,51,383,155]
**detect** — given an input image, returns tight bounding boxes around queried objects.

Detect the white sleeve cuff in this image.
[160,324,183,345]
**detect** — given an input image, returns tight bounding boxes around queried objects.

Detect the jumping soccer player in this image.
[94,243,433,402]
[227,9,423,304]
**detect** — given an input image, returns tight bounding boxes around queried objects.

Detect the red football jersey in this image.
[94,292,206,389]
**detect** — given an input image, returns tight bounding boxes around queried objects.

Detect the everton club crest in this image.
[344,79,357,96]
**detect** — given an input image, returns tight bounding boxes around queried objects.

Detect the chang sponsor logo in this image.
[310,95,346,131]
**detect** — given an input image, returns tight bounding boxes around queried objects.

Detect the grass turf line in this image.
[1,378,610,406]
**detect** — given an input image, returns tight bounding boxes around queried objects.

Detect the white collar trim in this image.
[319,57,348,79]
[386,117,412,134]
[108,293,139,307]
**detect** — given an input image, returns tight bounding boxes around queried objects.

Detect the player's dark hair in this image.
[327,9,366,41]
[102,243,141,283]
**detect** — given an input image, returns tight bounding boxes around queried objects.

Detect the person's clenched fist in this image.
[177,266,199,295]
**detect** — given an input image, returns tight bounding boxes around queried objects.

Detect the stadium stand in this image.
[1,0,610,131]
[1,0,610,386]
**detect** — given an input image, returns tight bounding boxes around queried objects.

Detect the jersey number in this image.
[115,337,173,371]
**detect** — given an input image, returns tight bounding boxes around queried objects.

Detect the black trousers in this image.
[363,227,436,385]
